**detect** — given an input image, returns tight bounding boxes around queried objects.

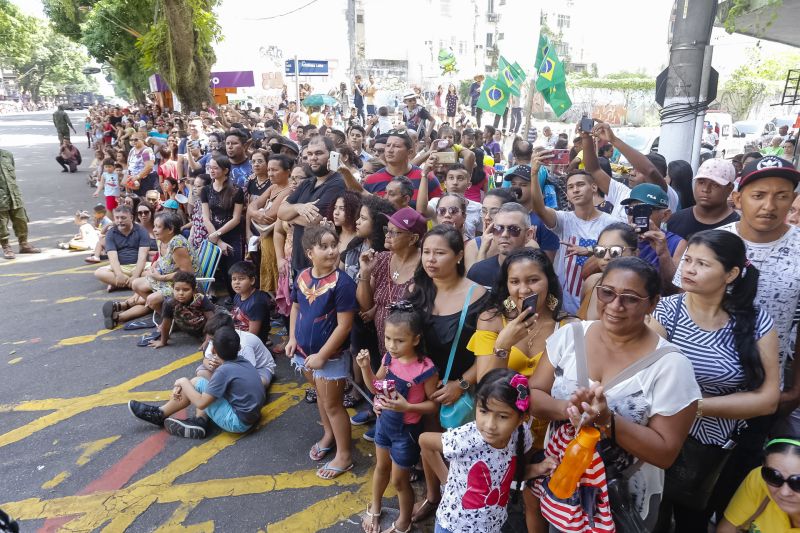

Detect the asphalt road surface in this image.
[0,111,407,533]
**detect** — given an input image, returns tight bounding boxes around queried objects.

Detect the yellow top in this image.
[724,467,800,532]
[467,329,543,376]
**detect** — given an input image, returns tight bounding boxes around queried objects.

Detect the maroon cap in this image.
[388,207,427,238]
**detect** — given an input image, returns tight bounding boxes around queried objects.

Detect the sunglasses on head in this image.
[591,245,636,259]
[761,466,800,492]
[436,206,462,217]
[595,285,649,307]
[491,224,523,237]
[387,129,408,136]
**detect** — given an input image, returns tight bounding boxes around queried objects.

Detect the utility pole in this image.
[657,0,717,170]
[347,0,357,79]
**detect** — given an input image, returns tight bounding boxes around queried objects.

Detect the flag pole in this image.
[522,77,536,140]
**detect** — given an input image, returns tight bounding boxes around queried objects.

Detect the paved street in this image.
[0,111,388,532]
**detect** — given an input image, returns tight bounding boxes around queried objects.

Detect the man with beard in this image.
[225,129,252,189]
[278,136,345,274]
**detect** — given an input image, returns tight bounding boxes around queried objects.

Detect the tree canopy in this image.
[719,48,800,120]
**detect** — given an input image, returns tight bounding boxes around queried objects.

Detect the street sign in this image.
[285,59,329,76]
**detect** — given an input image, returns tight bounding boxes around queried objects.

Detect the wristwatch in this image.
[458,378,470,391]
[493,347,509,359]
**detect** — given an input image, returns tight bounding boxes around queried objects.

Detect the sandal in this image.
[411,498,438,524]
[343,392,359,408]
[309,441,333,461]
[409,467,423,483]
[102,301,119,330]
[316,461,354,480]
[305,388,317,403]
[84,255,101,264]
[362,506,381,533]
[137,331,160,347]
[381,522,410,533]
[123,318,156,330]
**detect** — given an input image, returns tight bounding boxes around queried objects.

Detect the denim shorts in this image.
[373,414,422,469]
[194,378,251,433]
[434,522,454,533]
[291,353,349,381]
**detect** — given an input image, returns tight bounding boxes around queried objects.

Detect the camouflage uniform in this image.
[52,109,74,143]
[0,149,32,247]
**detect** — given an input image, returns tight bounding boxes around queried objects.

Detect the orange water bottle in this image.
[548,427,601,499]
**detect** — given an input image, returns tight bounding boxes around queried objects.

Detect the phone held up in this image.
[328,151,341,172]
[631,204,653,234]
[522,293,538,314]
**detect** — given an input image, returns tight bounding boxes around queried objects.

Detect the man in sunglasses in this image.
[467,202,534,288]
[620,183,686,284]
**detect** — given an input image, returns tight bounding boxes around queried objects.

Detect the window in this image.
[356,14,363,23]
[498,32,505,41]
[486,33,493,48]
[557,42,570,56]
[540,12,548,25]
[557,14,570,28]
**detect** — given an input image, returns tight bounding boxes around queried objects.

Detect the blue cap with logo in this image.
[620,183,669,208]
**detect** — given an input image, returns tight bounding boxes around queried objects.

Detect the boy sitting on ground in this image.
[128,326,266,439]
[197,310,276,388]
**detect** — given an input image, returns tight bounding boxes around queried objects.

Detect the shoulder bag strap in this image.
[738,496,770,531]
[667,294,684,342]
[572,322,590,388]
[441,284,477,385]
[604,346,678,391]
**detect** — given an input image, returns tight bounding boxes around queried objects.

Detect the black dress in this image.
[424,292,490,380]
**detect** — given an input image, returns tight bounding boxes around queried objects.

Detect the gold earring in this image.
[546,294,558,311]
[503,297,517,312]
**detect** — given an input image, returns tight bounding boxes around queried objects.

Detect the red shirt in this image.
[363,165,443,202]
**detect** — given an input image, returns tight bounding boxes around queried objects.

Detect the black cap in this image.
[739,156,800,190]
[271,136,299,155]
[503,164,532,182]
[374,133,389,144]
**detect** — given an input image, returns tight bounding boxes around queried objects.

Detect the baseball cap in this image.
[374,133,389,145]
[162,199,179,209]
[738,155,800,190]
[402,92,417,101]
[621,183,669,208]
[503,164,532,182]
[271,136,299,155]
[388,207,427,238]
[694,159,736,187]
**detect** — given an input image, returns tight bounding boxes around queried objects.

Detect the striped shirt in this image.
[653,294,774,446]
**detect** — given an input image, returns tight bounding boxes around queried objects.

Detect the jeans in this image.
[56,156,78,172]
[510,107,523,133]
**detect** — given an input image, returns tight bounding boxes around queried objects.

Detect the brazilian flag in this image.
[535,32,571,117]
[535,46,566,92]
[476,75,511,114]
[542,83,572,118]
[535,34,550,75]
[498,56,525,96]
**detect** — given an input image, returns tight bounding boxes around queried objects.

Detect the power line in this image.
[246,0,323,20]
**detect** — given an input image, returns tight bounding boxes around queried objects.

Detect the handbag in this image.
[439,283,477,429]
[661,295,736,511]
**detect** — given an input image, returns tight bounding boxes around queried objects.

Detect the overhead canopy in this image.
[718,0,800,48]
[148,71,255,93]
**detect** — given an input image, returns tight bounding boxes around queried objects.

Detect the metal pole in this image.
[658,0,717,169]
[294,55,300,107]
[690,45,713,170]
[522,77,536,140]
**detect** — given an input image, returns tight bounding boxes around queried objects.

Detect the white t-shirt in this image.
[437,421,532,533]
[429,197,483,239]
[205,330,276,376]
[546,321,701,522]
[608,179,680,221]
[673,223,800,370]
[547,210,617,313]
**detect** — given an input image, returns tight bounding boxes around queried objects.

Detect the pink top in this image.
[386,355,436,424]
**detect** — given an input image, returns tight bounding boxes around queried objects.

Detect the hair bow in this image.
[387,300,414,312]
[509,373,529,412]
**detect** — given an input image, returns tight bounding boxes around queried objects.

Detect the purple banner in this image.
[149,71,255,93]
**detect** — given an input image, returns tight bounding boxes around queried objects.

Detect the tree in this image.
[719,48,800,120]
[0,0,35,72]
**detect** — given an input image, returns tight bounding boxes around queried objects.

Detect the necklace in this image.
[526,324,542,352]
[391,252,418,282]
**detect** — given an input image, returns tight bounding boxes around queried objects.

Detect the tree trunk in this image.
[160,0,213,112]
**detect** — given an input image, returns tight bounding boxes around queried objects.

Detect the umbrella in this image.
[302,94,338,107]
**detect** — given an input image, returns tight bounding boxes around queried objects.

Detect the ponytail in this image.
[512,424,525,504]
[688,230,764,390]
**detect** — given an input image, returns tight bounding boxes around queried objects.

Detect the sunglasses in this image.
[137,210,150,215]
[491,224,523,237]
[591,245,637,259]
[761,466,800,492]
[595,285,649,307]
[387,129,408,136]
[436,206,462,217]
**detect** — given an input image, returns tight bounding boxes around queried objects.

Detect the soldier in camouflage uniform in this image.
[52,105,76,143]
[0,148,41,259]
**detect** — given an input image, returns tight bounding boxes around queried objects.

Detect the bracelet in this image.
[696,398,703,419]
[595,411,613,438]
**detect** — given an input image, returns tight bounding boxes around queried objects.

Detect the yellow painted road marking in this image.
[154,501,213,532]
[8,357,22,364]
[55,328,113,347]
[41,470,70,489]
[55,296,87,304]
[76,435,121,466]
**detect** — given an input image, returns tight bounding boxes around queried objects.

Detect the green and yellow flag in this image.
[535,32,571,117]
[543,83,572,118]
[498,56,525,96]
[476,75,511,114]
[535,45,566,92]
[535,34,550,74]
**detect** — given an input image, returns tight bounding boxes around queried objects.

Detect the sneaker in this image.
[362,425,376,442]
[127,400,165,426]
[164,416,208,439]
[350,409,376,426]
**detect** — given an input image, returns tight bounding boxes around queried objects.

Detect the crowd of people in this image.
[25,91,800,533]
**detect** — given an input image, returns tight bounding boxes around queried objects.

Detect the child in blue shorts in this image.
[285,225,358,480]
[128,326,266,438]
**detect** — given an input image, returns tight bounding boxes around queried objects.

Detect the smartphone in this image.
[550,148,570,166]
[328,151,341,171]
[522,294,538,313]
[580,116,594,133]
[436,151,456,164]
[631,203,653,234]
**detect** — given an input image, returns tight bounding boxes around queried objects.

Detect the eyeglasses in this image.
[491,224,523,237]
[761,466,800,493]
[137,210,150,215]
[437,206,462,217]
[385,229,407,238]
[591,245,637,259]
[481,207,500,217]
[595,285,649,307]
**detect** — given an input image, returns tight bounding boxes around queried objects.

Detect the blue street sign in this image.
[285,59,329,76]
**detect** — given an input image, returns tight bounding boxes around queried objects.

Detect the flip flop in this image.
[316,461,354,480]
[309,442,333,461]
[137,331,160,347]
[411,498,438,524]
[102,301,118,330]
[124,318,156,330]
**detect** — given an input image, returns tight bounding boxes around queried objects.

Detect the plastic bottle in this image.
[548,426,601,499]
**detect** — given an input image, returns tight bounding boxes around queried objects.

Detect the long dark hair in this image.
[687,230,764,390]
[599,222,638,249]
[409,225,465,316]
[484,248,564,322]
[385,300,425,360]
[210,154,235,210]
[475,368,528,503]
[349,194,395,254]
[668,160,694,209]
